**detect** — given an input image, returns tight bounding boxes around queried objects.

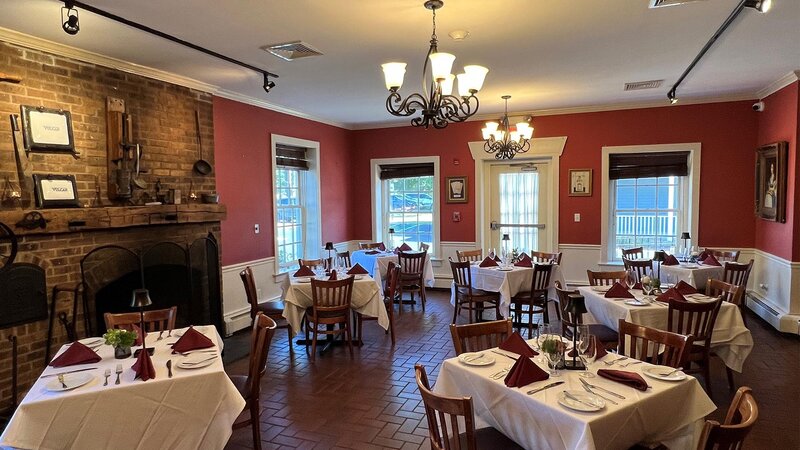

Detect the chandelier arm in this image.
[386,91,431,117]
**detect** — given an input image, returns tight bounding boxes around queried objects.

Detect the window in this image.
[371,157,440,255]
[497,171,539,253]
[272,137,321,273]
[601,144,700,264]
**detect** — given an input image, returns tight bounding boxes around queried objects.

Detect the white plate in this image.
[45,372,95,392]
[591,286,611,292]
[642,366,687,382]
[295,277,313,283]
[497,267,513,272]
[682,263,699,268]
[457,352,495,366]
[352,275,366,280]
[177,354,218,369]
[624,299,651,307]
[558,390,605,412]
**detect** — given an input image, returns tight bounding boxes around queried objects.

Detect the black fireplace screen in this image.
[80,234,222,337]
[0,263,47,329]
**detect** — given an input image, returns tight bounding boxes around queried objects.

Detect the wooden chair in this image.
[667,297,722,393]
[617,319,694,368]
[723,260,753,325]
[335,251,351,268]
[449,319,512,355]
[230,313,276,450]
[587,270,627,287]
[509,263,553,334]
[305,276,355,362]
[415,364,524,450]
[359,242,383,249]
[450,258,501,324]
[697,386,759,450]
[706,248,740,263]
[397,250,427,312]
[621,247,644,260]
[419,242,430,252]
[240,266,293,356]
[554,281,618,350]
[104,306,177,332]
[706,279,745,390]
[456,249,483,263]
[622,258,653,281]
[298,258,325,268]
[357,262,398,345]
[529,250,562,265]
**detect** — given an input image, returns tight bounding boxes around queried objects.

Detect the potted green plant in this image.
[103,329,138,359]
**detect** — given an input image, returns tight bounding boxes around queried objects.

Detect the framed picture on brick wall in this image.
[20,105,78,156]
[32,174,80,208]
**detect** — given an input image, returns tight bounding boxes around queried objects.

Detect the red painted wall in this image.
[352,101,759,248]
[213,97,353,265]
[755,82,799,261]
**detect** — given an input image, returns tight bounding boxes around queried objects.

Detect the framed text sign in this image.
[32,174,80,208]
[20,105,78,156]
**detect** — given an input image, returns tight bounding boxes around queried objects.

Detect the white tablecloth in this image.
[578,287,753,372]
[281,275,390,336]
[434,344,716,450]
[350,250,435,288]
[660,263,724,289]
[450,264,566,317]
[0,326,244,450]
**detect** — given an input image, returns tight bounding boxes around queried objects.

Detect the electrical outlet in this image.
[254,224,260,234]
[452,211,461,222]
[574,213,581,222]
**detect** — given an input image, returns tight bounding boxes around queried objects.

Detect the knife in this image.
[41,367,99,378]
[526,381,564,395]
[491,350,519,361]
[563,390,602,409]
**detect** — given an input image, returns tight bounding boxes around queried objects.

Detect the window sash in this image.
[276,167,305,270]
[382,176,435,253]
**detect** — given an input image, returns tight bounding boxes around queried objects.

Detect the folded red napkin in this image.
[133,323,146,346]
[49,341,102,367]
[674,280,698,295]
[632,282,643,290]
[347,263,368,275]
[171,326,215,354]
[365,250,380,255]
[656,287,686,303]
[504,354,549,387]
[479,256,498,267]
[399,242,413,252]
[702,254,721,266]
[514,256,532,267]
[697,250,710,261]
[294,265,314,277]
[662,254,680,266]
[518,252,530,261]
[378,243,386,251]
[131,346,156,381]
[329,270,338,281]
[597,369,649,391]
[499,332,538,357]
[604,282,634,299]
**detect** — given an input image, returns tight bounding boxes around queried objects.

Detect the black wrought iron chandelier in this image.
[482,96,533,160]
[381,0,488,129]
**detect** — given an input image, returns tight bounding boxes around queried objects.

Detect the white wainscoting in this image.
[431,242,478,288]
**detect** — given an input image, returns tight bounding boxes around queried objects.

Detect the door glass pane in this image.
[498,171,538,254]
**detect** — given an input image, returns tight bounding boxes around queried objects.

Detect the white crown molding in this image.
[213,88,348,130]
[756,71,800,100]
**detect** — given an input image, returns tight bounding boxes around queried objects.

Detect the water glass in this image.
[624,269,636,290]
[579,342,597,378]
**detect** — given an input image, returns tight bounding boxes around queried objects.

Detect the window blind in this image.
[379,163,434,180]
[609,151,690,180]
[276,144,309,170]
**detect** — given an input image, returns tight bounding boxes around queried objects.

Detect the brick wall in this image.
[0,40,221,409]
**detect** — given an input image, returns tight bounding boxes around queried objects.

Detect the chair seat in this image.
[510,290,547,302]
[456,287,499,299]
[256,300,286,315]
[458,426,524,450]
[229,374,250,399]
[563,324,618,343]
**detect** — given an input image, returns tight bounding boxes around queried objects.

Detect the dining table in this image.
[450,263,567,318]
[577,286,753,372]
[281,273,390,336]
[434,342,716,450]
[350,249,435,288]
[0,325,244,450]
[659,261,725,289]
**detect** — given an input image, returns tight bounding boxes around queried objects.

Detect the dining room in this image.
[0,1,799,449]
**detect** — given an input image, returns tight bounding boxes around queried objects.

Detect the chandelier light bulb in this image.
[462,65,489,92]
[381,62,407,91]
[440,74,455,95]
[428,52,455,81]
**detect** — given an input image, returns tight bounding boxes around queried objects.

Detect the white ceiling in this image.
[2,0,799,129]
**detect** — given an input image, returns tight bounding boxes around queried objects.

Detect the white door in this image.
[485,161,551,255]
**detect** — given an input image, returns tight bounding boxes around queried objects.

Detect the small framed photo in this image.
[755,142,787,222]
[569,169,592,196]
[20,105,78,156]
[446,176,468,203]
[32,174,80,208]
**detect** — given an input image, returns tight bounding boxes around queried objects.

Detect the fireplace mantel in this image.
[0,204,226,237]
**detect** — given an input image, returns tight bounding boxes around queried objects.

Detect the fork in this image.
[489,365,512,380]
[619,360,642,368]
[103,368,111,386]
[602,356,628,366]
[115,364,123,385]
[581,382,618,405]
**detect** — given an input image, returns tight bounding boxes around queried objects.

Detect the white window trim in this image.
[600,143,701,265]
[370,156,440,256]
[271,134,322,275]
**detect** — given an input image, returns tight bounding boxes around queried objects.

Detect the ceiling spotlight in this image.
[263,73,276,93]
[744,0,772,13]
[61,2,80,35]
[667,89,678,104]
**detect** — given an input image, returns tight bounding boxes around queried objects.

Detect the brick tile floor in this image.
[223,290,799,450]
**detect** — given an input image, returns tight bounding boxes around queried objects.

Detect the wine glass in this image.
[579,339,597,378]
[642,280,654,301]
[624,269,636,290]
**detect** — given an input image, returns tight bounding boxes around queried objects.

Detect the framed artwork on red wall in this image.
[446,176,468,203]
[569,169,592,196]
[755,141,787,223]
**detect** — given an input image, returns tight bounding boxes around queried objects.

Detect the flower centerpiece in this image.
[640,275,661,297]
[510,247,520,263]
[103,328,138,359]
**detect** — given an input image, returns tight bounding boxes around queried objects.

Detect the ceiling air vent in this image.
[261,41,323,61]
[649,0,708,8]
[624,79,664,91]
